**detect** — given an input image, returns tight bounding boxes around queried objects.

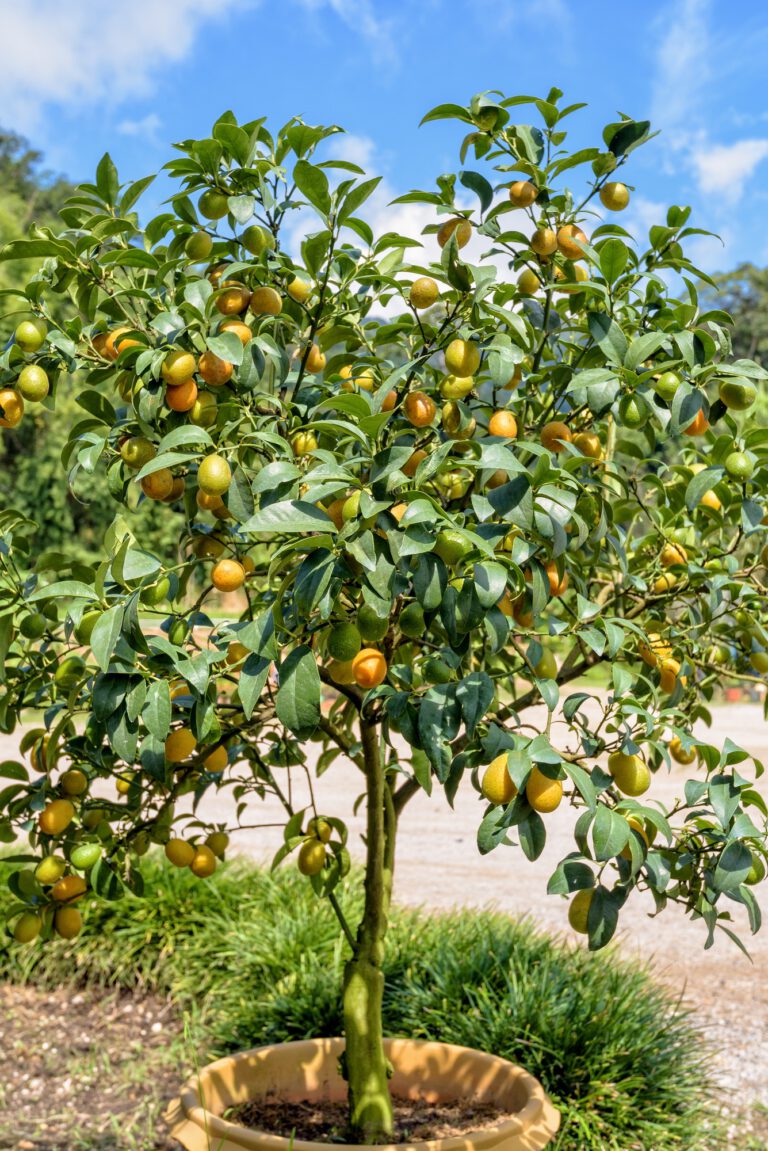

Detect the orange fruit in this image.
[190,844,217,878]
[488,410,518,438]
[382,390,397,412]
[509,181,538,207]
[212,559,246,592]
[203,745,228,773]
[51,874,87,902]
[199,351,233,386]
[404,391,436,427]
[660,542,687,568]
[541,421,572,452]
[0,388,24,428]
[557,225,588,260]
[683,409,709,436]
[165,379,198,412]
[546,561,569,597]
[38,799,75,836]
[215,283,251,315]
[104,326,132,360]
[403,449,427,477]
[92,332,110,358]
[141,469,174,500]
[437,218,471,248]
[573,431,602,459]
[351,648,388,689]
[163,476,186,503]
[638,632,672,668]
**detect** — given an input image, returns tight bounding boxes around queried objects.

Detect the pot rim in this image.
[168,1036,560,1151]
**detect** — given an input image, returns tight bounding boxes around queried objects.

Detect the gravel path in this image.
[3,702,767,1118]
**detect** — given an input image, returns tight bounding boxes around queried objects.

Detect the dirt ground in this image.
[1,700,767,1146]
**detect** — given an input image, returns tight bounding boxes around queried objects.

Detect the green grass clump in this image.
[0,854,718,1151]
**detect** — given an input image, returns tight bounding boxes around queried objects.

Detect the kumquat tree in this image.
[1,88,767,1141]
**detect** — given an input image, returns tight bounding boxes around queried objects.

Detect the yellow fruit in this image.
[481,754,516,805]
[437,218,472,248]
[190,844,217,878]
[204,745,228,773]
[409,277,439,309]
[659,657,684,695]
[509,181,538,207]
[298,839,326,876]
[51,874,87,902]
[669,737,696,765]
[557,224,588,260]
[304,344,326,374]
[0,388,24,428]
[530,227,557,256]
[18,364,50,401]
[638,632,672,668]
[60,769,88,797]
[38,799,75,836]
[292,431,318,457]
[600,182,630,211]
[608,751,650,796]
[165,838,196,867]
[573,431,602,459]
[351,648,388,689]
[287,276,311,303]
[568,889,593,934]
[517,268,540,295]
[328,658,357,685]
[13,912,42,944]
[162,350,197,385]
[165,728,197,763]
[121,436,156,469]
[660,542,687,567]
[54,906,83,939]
[699,489,722,512]
[249,286,283,316]
[190,392,217,428]
[206,831,230,857]
[652,573,677,594]
[215,283,251,315]
[526,767,563,813]
[221,320,253,345]
[15,318,46,352]
[445,339,480,377]
[440,374,474,400]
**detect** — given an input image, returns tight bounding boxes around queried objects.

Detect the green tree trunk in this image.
[342,716,395,1143]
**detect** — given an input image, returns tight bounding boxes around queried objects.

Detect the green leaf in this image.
[519,811,547,861]
[598,238,629,283]
[293,160,331,215]
[95,153,119,205]
[28,580,98,602]
[90,605,124,671]
[420,103,473,126]
[591,804,630,860]
[206,331,245,366]
[456,672,494,736]
[459,170,494,214]
[143,680,171,742]
[338,177,381,223]
[685,467,723,511]
[275,646,321,737]
[587,313,628,365]
[243,500,337,535]
[624,331,668,371]
[547,857,594,895]
[713,841,753,893]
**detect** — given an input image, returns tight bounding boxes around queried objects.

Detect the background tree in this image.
[1,91,767,1143]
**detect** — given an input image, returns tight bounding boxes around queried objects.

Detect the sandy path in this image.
[3,702,767,1112]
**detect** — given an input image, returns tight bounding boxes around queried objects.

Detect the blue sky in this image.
[2,0,768,272]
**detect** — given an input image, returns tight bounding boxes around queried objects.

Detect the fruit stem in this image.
[341,714,395,1142]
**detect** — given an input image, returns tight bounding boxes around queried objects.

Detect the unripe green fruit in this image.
[718,379,756,411]
[535,650,558,679]
[307,817,332,844]
[198,454,232,496]
[75,610,101,645]
[434,529,472,566]
[15,318,46,352]
[185,231,214,261]
[342,491,362,522]
[357,604,388,642]
[423,657,453,684]
[399,603,425,638]
[199,189,229,220]
[298,839,326,876]
[327,622,362,662]
[746,853,766,886]
[724,451,754,482]
[13,912,42,944]
[70,842,103,870]
[20,613,47,639]
[241,224,275,255]
[140,577,171,606]
[168,618,189,646]
[55,655,86,689]
[121,437,156,470]
[17,364,49,401]
[653,372,681,403]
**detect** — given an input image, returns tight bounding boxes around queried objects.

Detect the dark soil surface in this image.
[227,1096,519,1144]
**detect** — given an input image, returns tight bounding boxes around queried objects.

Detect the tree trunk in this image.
[342,716,395,1143]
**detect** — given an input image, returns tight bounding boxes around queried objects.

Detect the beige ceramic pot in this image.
[167,1037,560,1151]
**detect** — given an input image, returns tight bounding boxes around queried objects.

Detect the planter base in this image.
[166,1037,560,1151]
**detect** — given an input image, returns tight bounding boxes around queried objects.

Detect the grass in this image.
[0,854,723,1151]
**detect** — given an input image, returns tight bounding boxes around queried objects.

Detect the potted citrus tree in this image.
[1,89,767,1150]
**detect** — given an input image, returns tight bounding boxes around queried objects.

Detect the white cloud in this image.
[117,113,162,141]
[296,0,398,67]
[691,139,768,203]
[0,0,248,133]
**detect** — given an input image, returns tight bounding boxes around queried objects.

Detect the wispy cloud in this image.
[0,0,250,134]
[296,0,399,68]
[691,139,768,204]
[650,0,712,140]
[117,113,162,142]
